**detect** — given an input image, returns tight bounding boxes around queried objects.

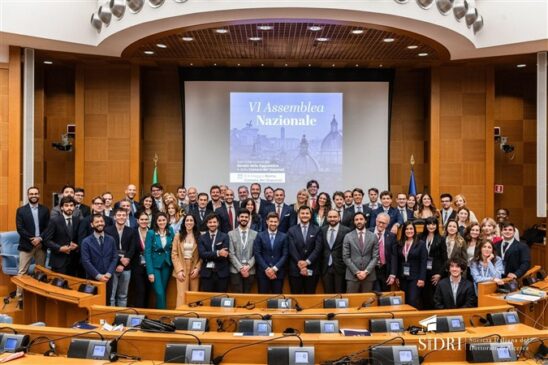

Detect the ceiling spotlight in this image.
[407,45,418,49]
[261,64,264,67]
[284,63,288,67]
[127,0,144,13]
[436,0,454,14]
[383,38,395,42]
[465,7,478,27]
[148,0,165,7]
[351,29,364,35]
[517,64,526,68]
[332,64,336,67]
[453,0,468,20]
[90,13,102,32]
[308,64,312,67]
[355,64,359,67]
[379,64,383,67]
[257,25,273,31]
[308,25,322,31]
[189,63,193,66]
[181,36,193,41]
[237,63,241,66]
[315,37,330,42]
[43,61,53,65]
[98,4,112,26]
[144,50,155,55]
[156,43,167,48]
[109,0,126,19]
[472,14,484,33]
[213,63,217,66]
[215,29,229,34]
[249,37,262,41]
[416,0,434,9]
[418,52,429,56]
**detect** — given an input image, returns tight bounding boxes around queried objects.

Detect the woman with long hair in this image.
[312,192,331,227]
[130,211,152,308]
[166,201,184,233]
[290,189,310,226]
[407,195,417,212]
[456,206,471,236]
[136,194,158,227]
[443,219,468,268]
[171,214,201,306]
[480,217,503,245]
[145,212,174,309]
[240,198,263,232]
[395,221,427,309]
[469,240,504,287]
[414,193,440,220]
[454,194,478,223]
[419,217,447,309]
[464,222,481,263]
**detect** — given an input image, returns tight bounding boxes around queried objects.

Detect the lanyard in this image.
[403,241,412,262]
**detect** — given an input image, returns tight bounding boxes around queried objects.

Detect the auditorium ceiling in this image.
[120,21,449,68]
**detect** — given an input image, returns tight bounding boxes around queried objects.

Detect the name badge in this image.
[307,269,314,277]
[206,261,216,269]
[403,263,411,277]
[426,258,433,271]
[140,254,146,265]
[241,259,248,265]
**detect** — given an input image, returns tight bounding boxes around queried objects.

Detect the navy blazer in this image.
[495,239,531,278]
[320,224,351,275]
[433,277,477,309]
[342,205,373,229]
[257,199,274,220]
[263,203,293,233]
[191,208,214,232]
[253,230,288,277]
[104,225,139,271]
[287,224,323,277]
[43,214,81,270]
[198,230,230,279]
[369,207,404,230]
[77,214,114,244]
[16,204,50,252]
[395,240,427,281]
[80,234,118,280]
[369,228,398,276]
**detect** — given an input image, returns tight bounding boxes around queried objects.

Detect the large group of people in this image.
[15,180,531,310]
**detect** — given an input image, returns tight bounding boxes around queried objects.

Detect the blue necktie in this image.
[270,234,275,249]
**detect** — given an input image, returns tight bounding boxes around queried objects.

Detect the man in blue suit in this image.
[198,213,230,292]
[253,212,288,294]
[396,193,414,223]
[369,191,403,233]
[81,214,118,305]
[287,206,323,294]
[496,222,531,279]
[262,188,293,233]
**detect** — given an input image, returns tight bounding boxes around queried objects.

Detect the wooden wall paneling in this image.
[429,67,440,199]
[0,64,9,231]
[75,65,85,189]
[129,65,141,195]
[7,47,22,231]
[34,68,44,198]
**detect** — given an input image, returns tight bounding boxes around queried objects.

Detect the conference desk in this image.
[5,323,546,363]
[478,280,548,329]
[183,290,406,308]
[11,266,105,327]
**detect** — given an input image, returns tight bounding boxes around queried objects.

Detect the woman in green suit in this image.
[145,212,174,309]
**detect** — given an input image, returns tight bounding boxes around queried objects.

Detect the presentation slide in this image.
[184,81,389,199]
[229,92,343,195]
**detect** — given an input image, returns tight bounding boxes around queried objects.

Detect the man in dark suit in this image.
[51,185,83,219]
[250,183,273,221]
[287,206,323,294]
[185,187,199,215]
[74,187,91,218]
[253,212,288,294]
[104,208,138,307]
[370,212,398,292]
[118,199,138,229]
[15,186,50,297]
[369,191,404,233]
[192,193,213,233]
[396,193,414,223]
[44,196,81,275]
[206,185,225,212]
[439,193,457,227]
[215,189,238,233]
[81,214,119,304]
[433,258,477,309]
[77,196,114,244]
[262,188,293,233]
[114,184,140,215]
[342,188,372,229]
[198,214,230,292]
[343,212,379,293]
[332,191,346,218]
[321,209,351,294]
[496,222,531,279]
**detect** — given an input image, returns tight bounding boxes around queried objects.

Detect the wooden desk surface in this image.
[175,304,417,314]
[12,275,93,304]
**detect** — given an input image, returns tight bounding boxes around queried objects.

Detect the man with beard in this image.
[228,209,257,293]
[15,186,50,298]
[216,189,238,233]
[81,214,118,304]
[320,209,350,294]
[250,183,273,221]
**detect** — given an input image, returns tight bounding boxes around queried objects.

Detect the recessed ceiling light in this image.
[355,64,359,67]
[144,50,155,55]
[215,29,228,34]
[237,63,241,66]
[516,64,527,68]
[315,37,330,42]
[379,64,384,68]
[261,64,264,67]
[249,37,262,41]
[418,52,428,57]
[190,63,193,66]
[284,63,288,67]
[213,63,217,66]
[308,64,312,67]
[407,45,418,49]
[383,38,395,43]
[156,43,167,49]
[43,60,53,65]
[308,25,322,31]
[181,36,194,41]
[332,64,335,67]
[351,29,364,35]
[257,25,273,31]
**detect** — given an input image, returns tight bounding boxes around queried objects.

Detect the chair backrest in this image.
[0,231,20,255]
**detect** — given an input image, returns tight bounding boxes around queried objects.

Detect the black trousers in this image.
[129,264,151,308]
[374,265,391,292]
[321,266,346,294]
[257,273,284,294]
[200,271,229,292]
[289,275,318,294]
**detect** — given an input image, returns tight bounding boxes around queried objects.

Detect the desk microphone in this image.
[306,294,342,310]
[357,297,376,310]
[283,296,303,311]
[73,307,139,328]
[188,293,230,307]
[243,294,285,310]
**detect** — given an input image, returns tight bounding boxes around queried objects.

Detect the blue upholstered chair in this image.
[0,231,21,276]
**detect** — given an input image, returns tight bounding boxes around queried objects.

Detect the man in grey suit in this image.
[228,209,257,293]
[343,212,379,293]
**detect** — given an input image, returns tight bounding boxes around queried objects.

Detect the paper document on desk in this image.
[506,293,542,302]
[419,315,437,332]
